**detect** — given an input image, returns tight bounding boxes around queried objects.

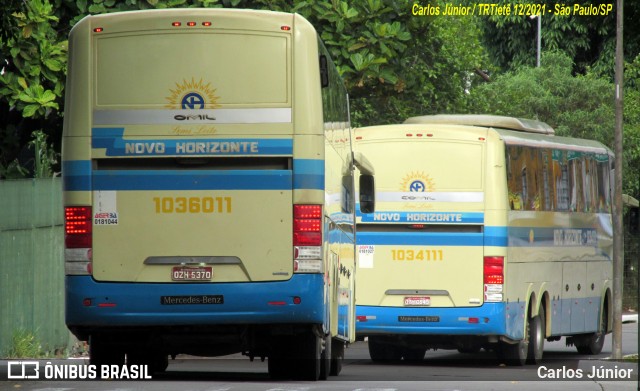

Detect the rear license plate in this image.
[172,266,212,281]
[404,296,431,306]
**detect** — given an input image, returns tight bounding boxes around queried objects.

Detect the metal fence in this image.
[0,178,68,356]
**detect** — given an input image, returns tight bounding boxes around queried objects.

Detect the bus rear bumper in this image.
[356,303,511,337]
[66,275,325,328]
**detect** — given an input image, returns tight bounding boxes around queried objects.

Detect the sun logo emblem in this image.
[165,78,221,110]
[400,171,435,192]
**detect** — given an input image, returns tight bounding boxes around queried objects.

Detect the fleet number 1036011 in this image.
[153,196,232,214]
[391,249,444,261]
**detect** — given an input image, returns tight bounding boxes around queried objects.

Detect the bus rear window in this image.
[95,32,289,107]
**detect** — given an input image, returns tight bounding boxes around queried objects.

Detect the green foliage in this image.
[28,130,59,178]
[0,0,66,178]
[478,1,640,79]
[6,329,46,358]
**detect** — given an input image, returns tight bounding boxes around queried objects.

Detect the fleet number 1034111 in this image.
[153,196,232,214]
[391,249,444,261]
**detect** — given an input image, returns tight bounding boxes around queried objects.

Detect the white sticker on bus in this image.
[358,245,374,269]
[93,191,118,225]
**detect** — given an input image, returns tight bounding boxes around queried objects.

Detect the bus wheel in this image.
[268,336,290,380]
[89,335,124,372]
[498,318,529,366]
[330,339,344,376]
[498,339,528,366]
[319,334,331,380]
[293,332,321,381]
[576,307,607,355]
[127,350,169,374]
[526,310,545,364]
[402,347,425,362]
[368,336,401,362]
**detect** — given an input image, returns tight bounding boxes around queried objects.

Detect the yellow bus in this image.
[62,8,374,380]
[354,115,612,365]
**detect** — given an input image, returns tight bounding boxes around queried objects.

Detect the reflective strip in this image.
[377,192,484,203]
[93,108,292,125]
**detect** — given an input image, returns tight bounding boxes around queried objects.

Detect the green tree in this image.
[0,0,66,178]
[466,51,640,198]
[478,0,640,78]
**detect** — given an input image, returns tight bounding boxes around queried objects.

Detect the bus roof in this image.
[404,114,555,135]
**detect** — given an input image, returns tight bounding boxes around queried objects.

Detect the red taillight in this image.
[483,256,504,284]
[172,22,181,27]
[293,205,322,246]
[65,206,92,248]
[294,205,322,219]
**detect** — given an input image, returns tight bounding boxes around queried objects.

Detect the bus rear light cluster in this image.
[293,205,322,273]
[65,206,93,276]
[484,256,504,302]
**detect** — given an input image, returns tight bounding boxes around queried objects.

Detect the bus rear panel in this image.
[63,9,356,380]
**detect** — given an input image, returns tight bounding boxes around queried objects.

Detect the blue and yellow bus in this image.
[62,8,374,380]
[354,115,612,365]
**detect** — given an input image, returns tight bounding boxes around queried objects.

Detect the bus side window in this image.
[342,174,354,214]
[319,55,329,88]
[359,175,375,214]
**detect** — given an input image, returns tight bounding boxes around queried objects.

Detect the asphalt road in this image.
[1,322,637,391]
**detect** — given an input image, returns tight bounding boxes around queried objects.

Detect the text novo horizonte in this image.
[124,141,259,155]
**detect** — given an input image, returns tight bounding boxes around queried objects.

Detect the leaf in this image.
[348,43,367,52]
[44,59,62,72]
[350,53,364,71]
[18,92,36,103]
[17,78,28,90]
[40,90,56,103]
[23,104,39,117]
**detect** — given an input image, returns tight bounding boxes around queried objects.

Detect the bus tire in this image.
[368,336,401,362]
[526,310,545,364]
[89,335,124,372]
[293,332,321,381]
[499,339,528,366]
[576,305,607,355]
[127,350,169,374]
[402,347,425,361]
[319,334,331,380]
[330,339,344,376]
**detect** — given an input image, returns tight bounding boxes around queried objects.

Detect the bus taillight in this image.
[483,256,503,302]
[65,206,92,275]
[293,205,322,273]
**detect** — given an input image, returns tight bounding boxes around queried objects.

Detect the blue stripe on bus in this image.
[485,226,508,247]
[293,159,324,191]
[92,127,294,156]
[62,160,92,191]
[93,170,292,191]
[356,232,485,246]
[62,159,324,191]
